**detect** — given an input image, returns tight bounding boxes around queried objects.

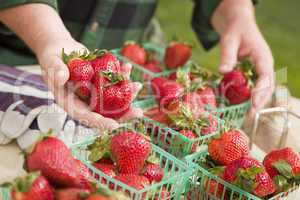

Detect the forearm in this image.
[0,3,73,57]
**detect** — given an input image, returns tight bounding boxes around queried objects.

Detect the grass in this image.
[155,0,300,97]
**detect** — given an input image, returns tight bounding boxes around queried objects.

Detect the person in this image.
[0,0,274,130]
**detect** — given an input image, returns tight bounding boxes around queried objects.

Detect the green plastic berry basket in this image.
[184,151,300,200]
[0,187,11,200]
[212,101,251,128]
[112,42,183,82]
[70,134,193,200]
[133,99,224,158]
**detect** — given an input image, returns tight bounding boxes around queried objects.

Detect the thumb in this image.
[46,57,70,88]
[219,35,240,74]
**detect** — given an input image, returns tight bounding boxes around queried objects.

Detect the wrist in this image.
[212,0,255,34]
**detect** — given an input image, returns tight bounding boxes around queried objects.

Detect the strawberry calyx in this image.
[99,71,125,87]
[233,166,263,193]
[273,175,290,193]
[134,122,152,142]
[87,133,112,162]
[62,48,108,64]
[146,153,160,164]
[168,104,209,136]
[12,171,41,193]
[236,59,257,87]
[272,160,294,180]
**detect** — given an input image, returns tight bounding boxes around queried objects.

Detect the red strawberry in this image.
[179,130,199,153]
[74,81,91,101]
[55,188,90,200]
[110,131,152,174]
[144,107,171,126]
[143,163,163,183]
[93,162,116,184]
[66,58,94,82]
[86,194,109,200]
[90,72,133,119]
[26,137,91,189]
[121,42,146,65]
[203,167,226,199]
[225,84,251,105]
[114,174,150,190]
[91,52,121,74]
[11,172,54,200]
[200,115,218,135]
[208,129,249,165]
[197,86,217,108]
[224,156,275,197]
[151,77,184,107]
[154,187,170,200]
[263,148,300,192]
[181,92,205,117]
[219,69,251,105]
[142,61,162,80]
[164,42,191,69]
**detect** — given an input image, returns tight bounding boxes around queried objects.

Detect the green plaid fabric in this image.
[0,0,256,65]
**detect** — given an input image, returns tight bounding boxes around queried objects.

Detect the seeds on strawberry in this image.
[26,137,91,189]
[143,163,163,183]
[91,52,121,74]
[74,80,91,101]
[11,172,54,200]
[164,42,191,69]
[110,131,152,174]
[208,129,249,165]
[121,42,146,65]
[67,58,94,82]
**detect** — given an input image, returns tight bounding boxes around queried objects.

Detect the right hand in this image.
[37,37,142,131]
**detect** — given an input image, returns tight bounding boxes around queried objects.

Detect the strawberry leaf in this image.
[101,71,125,87]
[272,160,294,179]
[273,175,290,193]
[14,172,40,193]
[147,153,160,164]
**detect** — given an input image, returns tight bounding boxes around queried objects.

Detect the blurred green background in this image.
[155,0,300,97]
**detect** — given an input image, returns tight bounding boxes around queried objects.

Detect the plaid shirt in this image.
[0,0,240,65]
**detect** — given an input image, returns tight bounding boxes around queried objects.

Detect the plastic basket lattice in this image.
[184,151,300,200]
[71,133,192,200]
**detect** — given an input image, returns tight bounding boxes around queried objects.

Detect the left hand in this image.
[212,0,275,116]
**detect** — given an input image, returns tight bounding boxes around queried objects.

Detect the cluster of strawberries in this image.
[63,50,133,119]
[194,128,300,198]
[9,136,126,200]
[87,130,169,199]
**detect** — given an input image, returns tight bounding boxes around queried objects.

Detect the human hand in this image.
[212,0,274,115]
[37,37,142,131]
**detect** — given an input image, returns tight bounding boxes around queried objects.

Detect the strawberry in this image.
[203,167,226,199]
[55,188,90,200]
[197,86,217,108]
[151,77,184,108]
[90,72,133,119]
[263,147,300,192]
[66,58,94,82]
[219,69,251,105]
[224,156,275,197]
[164,42,191,69]
[154,187,170,200]
[208,129,249,165]
[225,84,251,105]
[121,42,146,65]
[143,163,163,183]
[11,172,54,200]
[144,107,171,126]
[26,137,91,189]
[91,52,121,74]
[114,174,150,190]
[142,61,162,80]
[200,114,218,135]
[86,194,109,200]
[93,162,116,184]
[110,131,152,174]
[178,130,199,153]
[74,80,91,101]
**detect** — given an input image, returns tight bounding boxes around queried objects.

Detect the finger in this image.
[45,57,70,88]
[250,47,274,112]
[219,34,240,74]
[120,62,132,79]
[118,107,143,122]
[129,82,143,101]
[52,85,119,131]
